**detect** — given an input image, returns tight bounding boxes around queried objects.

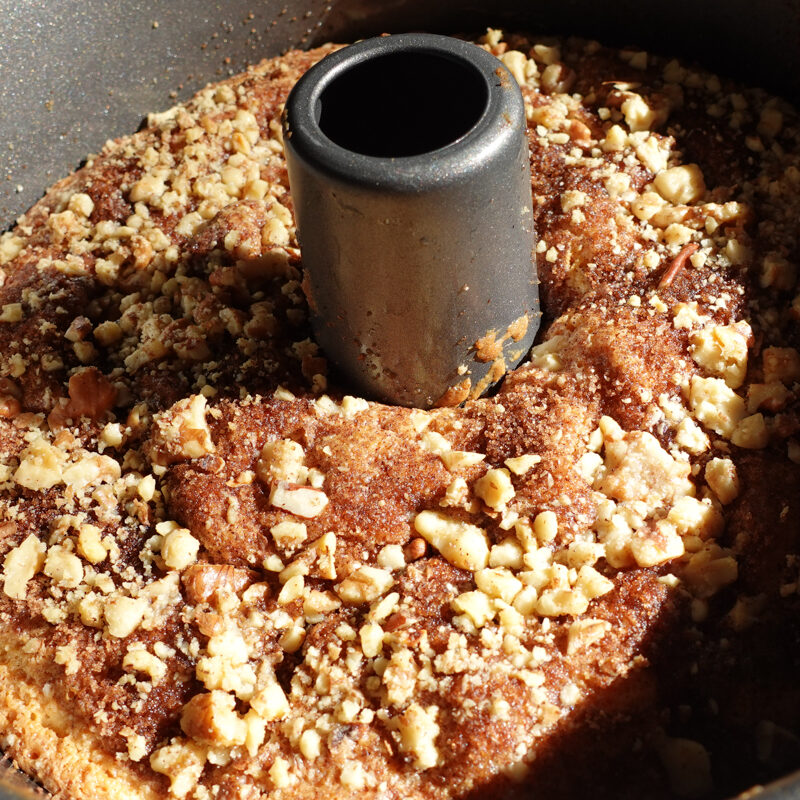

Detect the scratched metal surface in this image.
[1,0,800,797]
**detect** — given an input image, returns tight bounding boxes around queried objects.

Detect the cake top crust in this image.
[1,30,799,800]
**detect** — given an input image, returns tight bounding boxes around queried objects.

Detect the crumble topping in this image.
[0,27,799,800]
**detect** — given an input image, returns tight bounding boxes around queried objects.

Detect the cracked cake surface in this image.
[0,29,800,800]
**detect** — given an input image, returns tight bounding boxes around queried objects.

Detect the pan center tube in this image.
[317,50,488,158]
[283,33,540,408]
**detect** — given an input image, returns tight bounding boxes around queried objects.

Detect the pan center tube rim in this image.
[314,48,490,159]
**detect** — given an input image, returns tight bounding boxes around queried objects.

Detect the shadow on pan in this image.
[1,1,800,799]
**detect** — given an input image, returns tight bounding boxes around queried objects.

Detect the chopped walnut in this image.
[667,496,723,540]
[256,438,308,484]
[704,458,739,504]
[104,595,148,638]
[689,377,746,438]
[62,453,121,491]
[303,588,341,620]
[182,564,254,605]
[161,526,201,571]
[181,690,247,747]
[567,618,612,655]
[151,395,215,465]
[360,621,385,658]
[150,739,207,798]
[474,468,515,511]
[731,413,769,449]
[500,50,530,86]
[505,454,542,475]
[747,382,792,413]
[596,430,692,508]
[394,703,441,770]
[683,543,738,598]
[690,323,750,389]
[630,522,685,567]
[532,511,558,544]
[654,164,706,205]
[44,545,83,588]
[123,648,168,685]
[270,482,329,518]
[475,567,523,604]
[269,757,294,789]
[675,418,710,455]
[336,566,394,604]
[439,449,486,471]
[383,648,418,706]
[249,665,290,722]
[13,437,66,491]
[277,573,304,605]
[2,534,46,599]
[620,91,665,131]
[195,625,255,700]
[452,590,495,628]
[270,520,308,549]
[413,510,490,571]
[489,537,525,569]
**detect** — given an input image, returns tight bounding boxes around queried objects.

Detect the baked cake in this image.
[1,29,799,800]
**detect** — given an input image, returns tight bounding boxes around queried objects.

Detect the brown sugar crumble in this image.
[1,27,800,800]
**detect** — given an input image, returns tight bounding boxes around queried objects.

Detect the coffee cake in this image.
[1,30,799,800]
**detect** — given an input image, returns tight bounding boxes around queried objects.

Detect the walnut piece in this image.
[151,395,215,465]
[180,690,247,747]
[270,482,329,518]
[2,534,46,599]
[336,566,394,604]
[150,739,207,798]
[413,510,490,571]
[394,703,441,770]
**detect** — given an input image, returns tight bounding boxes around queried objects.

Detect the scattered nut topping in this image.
[2,534,45,599]
[256,438,307,484]
[704,457,740,504]
[269,481,329,518]
[653,165,706,205]
[77,523,108,564]
[13,437,66,491]
[0,27,796,800]
[689,376,747,438]
[44,545,83,589]
[394,703,441,770]
[104,595,148,639]
[596,430,692,507]
[150,739,207,798]
[151,395,215,465]
[335,566,394,604]
[690,323,750,388]
[504,453,542,475]
[182,564,253,605]
[181,690,247,747]
[413,510,490,571]
[474,467,515,511]
[123,648,168,685]
[161,526,201,571]
[567,618,612,655]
